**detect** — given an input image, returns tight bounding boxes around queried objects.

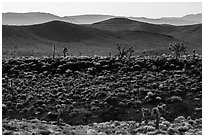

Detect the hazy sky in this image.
[2,2,202,18]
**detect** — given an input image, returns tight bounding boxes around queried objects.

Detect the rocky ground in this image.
[2,116,202,135]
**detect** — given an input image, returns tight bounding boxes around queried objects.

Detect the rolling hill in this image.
[2,20,202,57]
[91,18,175,33]
[91,18,202,45]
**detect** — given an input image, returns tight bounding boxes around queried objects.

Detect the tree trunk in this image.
[53,45,55,59]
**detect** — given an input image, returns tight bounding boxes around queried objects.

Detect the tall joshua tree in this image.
[116,43,134,59]
[63,47,68,57]
[53,45,56,59]
[169,42,186,60]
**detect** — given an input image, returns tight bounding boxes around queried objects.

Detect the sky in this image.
[2,2,202,18]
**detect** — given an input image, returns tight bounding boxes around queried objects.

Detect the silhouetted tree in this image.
[63,47,68,57]
[53,45,56,59]
[116,43,134,59]
[169,42,186,60]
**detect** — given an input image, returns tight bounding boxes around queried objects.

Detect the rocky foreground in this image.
[2,55,202,135]
[2,116,202,135]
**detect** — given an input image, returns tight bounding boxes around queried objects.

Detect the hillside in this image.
[2,20,201,57]
[91,18,202,45]
[167,24,202,44]
[91,18,175,33]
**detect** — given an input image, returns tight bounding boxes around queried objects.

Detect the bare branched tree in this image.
[116,43,134,59]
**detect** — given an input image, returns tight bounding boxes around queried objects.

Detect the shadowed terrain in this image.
[2,18,202,57]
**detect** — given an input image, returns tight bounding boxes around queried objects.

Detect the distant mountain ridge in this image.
[63,14,115,24]
[129,13,202,26]
[2,12,202,26]
[2,12,63,25]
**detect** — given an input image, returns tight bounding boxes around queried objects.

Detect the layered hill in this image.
[2,19,202,57]
[63,14,114,24]
[91,18,202,45]
[2,12,64,25]
[2,12,115,25]
[91,18,174,33]
[129,13,202,26]
[3,12,202,25]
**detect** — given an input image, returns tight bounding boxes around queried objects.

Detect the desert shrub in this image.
[169,42,186,60]
[167,127,180,135]
[116,43,134,59]
[2,54,202,127]
[167,96,183,103]
[141,108,151,125]
[3,123,18,131]
[63,47,68,57]
[152,107,161,129]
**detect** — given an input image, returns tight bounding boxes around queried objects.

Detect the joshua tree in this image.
[109,52,112,57]
[79,51,82,56]
[8,79,13,87]
[53,45,56,59]
[169,42,186,60]
[56,104,65,126]
[193,49,196,58]
[127,47,134,58]
[152,104,166,129]
[116,43,134,59]
[12,46,17,58]
[141,108,151,125]
[152,107,161,129]
[63,47,68,57]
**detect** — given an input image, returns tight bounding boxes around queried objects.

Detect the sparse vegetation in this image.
[63,48,68,57]
[2,43,201,135]
[116,43,134,59]
[2,116,202,135]
[169,42,186,60]
[53,45,56,59]
[2,11,202,135]
[2,52,201,135]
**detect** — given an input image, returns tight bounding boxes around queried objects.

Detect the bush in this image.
[167,96,183,103]
[169,42,186,60]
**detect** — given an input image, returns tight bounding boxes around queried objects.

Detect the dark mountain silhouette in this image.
[2,12,201,25]
[2,20,201,57]
[91,18,173,33]
[91,18,202,45]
